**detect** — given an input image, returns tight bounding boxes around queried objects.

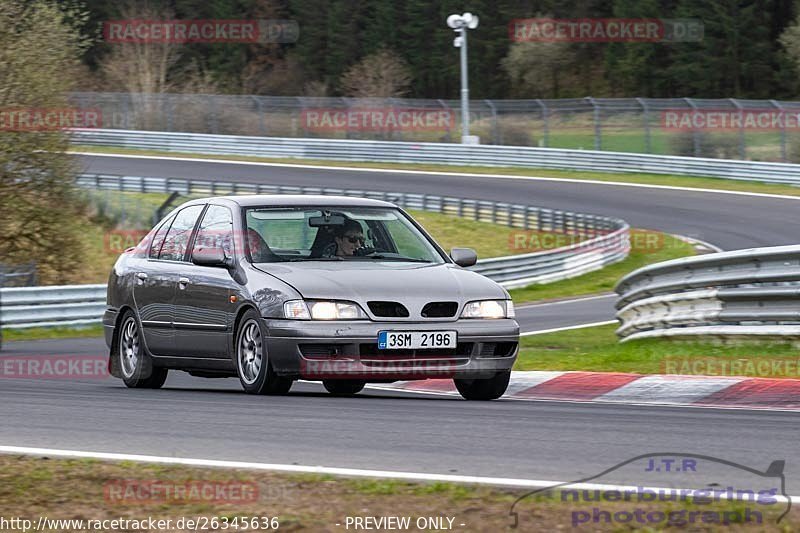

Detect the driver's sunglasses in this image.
[345,235,365,244]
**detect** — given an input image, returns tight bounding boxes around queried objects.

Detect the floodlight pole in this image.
[448,13,478,144]
[458,26,469,142]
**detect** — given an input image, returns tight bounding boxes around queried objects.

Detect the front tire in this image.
[323,379,366,396]
[117,310,168,389]
[454,371,510,401]
[235,310,292,395]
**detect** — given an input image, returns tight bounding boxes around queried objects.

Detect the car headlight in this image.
[283,300,368,320]
[460,300,515,319]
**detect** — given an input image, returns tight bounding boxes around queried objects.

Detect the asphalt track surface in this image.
[2,154,798,493]
[3,338,800,490]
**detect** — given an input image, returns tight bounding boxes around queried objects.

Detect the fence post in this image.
[437,99,452,143]
[588,97,601,150]
[536,99,549,147]
[730,98,746,159]
[636,97,651,153]
[685,98,700,157]
[254,96,266,136]
[165,94,174,132]
[772,99,787,162]
[485,99,499,144]
[208,94,220,134]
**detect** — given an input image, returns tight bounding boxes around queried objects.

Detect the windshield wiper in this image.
[356,253,432,263]
[285,256,343,262]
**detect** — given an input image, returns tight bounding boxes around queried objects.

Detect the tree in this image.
[501,41,575,98]
[339,49,413,98]
[0,0,91,284]
[780,15,800,70]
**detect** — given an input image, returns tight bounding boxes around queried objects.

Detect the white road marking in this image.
[596,374,745,404]
[515,293,615,310]
[520,320,617,336]
[71,151,800,202]
[504,371,566,395]
[1,445,796,503]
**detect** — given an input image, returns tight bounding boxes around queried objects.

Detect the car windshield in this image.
[244,206,445,264]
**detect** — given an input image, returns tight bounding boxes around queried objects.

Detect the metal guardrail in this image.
[0,174,629,330]
[0,285,107,330]
[72,129,800,183]
[615,245,800,341]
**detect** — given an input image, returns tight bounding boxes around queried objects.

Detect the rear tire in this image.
[235,309,293,395]
[454,371,510,401]
[117,310,168,389]
[323,379,366,396]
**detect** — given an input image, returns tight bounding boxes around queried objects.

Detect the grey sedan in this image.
[104,195,519,400]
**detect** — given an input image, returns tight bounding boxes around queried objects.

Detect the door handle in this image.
[136,272,148,281]
[178,277,190,288]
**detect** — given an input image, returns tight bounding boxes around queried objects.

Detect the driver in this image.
[333,219,365,257]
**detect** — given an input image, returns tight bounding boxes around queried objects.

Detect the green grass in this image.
[516,323,800,378]
[71,144,800,197]
[8,454,792,531]
[508,231,695,303]
[2,325,104,342]
[408,209,569,259]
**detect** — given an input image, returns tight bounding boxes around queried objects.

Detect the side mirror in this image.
[450,247,477,267]
[192,246,232,268]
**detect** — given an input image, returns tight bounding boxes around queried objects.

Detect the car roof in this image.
[185,194,398,208]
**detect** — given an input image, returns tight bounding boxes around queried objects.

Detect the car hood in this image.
[253,261,507,320]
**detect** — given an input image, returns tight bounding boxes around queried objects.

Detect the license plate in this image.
[378,331,457,350]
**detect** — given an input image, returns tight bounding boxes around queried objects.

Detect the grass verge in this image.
[516,323,800,379]
[2,325,104,343]
[1,455,794,531]
[72,144,800,198]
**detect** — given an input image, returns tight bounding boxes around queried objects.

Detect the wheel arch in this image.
[231,303,259,361]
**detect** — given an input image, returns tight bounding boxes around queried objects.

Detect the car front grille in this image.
[367,301,410,318]
[421,301,458,318]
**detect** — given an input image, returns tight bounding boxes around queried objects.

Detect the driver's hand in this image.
[354,246,376,256]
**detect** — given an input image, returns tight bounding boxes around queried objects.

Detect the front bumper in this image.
[264,318,519,380]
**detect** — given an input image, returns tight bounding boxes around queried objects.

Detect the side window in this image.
[193,205,234,258]
[158,205,205,261]
[148,214,176,259]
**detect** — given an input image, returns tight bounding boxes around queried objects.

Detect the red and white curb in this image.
[367,371,800,410]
